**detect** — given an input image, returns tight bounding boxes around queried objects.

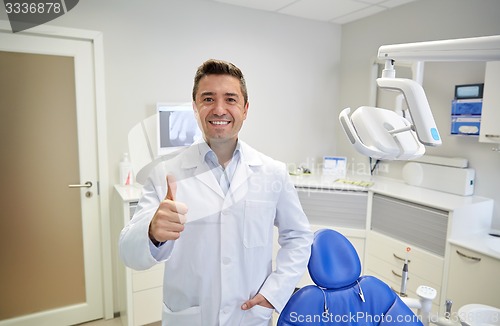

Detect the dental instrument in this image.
[400,247,411,297]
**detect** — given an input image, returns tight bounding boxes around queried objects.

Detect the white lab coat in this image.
[119,141,313,326]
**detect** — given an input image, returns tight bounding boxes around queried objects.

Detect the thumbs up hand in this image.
[149,175,188,245]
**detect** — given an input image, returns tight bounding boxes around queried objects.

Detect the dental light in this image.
[340,35,500,160]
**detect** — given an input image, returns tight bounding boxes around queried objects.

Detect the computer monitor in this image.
[157,102,203,156]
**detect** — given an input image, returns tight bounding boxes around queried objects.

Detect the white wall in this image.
[338,0,500,225]
[21,0,341,186]
[4,0,498,225]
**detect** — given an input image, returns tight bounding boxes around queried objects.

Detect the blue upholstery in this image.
[277,229,423,325]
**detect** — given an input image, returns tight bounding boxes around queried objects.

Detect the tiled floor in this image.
[80,317,160,326]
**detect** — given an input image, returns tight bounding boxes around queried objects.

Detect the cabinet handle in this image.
[456,250,481,262]
[393,253,411,263]
[392,269,410,280]
[485,134,500,138]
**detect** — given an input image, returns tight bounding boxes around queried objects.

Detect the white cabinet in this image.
[364,189,494,313]
[479,61,500,143]
[112,186,163,326]
[365,231,443,310]
[446,244,500,309]
[366,194,448,312]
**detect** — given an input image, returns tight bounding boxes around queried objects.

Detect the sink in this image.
[458,304,500,326]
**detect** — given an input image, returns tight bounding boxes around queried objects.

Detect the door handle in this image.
[68,181,93,188]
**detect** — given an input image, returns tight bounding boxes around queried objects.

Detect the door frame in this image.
[0,21,113,320]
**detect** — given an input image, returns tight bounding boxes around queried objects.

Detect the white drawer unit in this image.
[365,231,444,308]
[113,186,163,326]
[366,194,449,311]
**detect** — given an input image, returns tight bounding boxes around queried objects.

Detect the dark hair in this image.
[192,59,248,104]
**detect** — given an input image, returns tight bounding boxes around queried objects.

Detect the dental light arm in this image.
[340,35,500,160]
[377,62,441,146]
[377,35,500,62]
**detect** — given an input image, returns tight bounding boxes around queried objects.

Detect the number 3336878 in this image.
[4,2,62,14]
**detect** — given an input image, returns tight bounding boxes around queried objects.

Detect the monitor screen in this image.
[157,102,202,156]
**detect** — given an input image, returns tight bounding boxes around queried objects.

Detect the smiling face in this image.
[193,74,249,147]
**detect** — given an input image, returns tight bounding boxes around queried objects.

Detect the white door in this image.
[0,30,105,326]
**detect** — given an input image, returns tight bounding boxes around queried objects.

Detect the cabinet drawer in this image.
[365,266,441,313]
[366,232,443,285]
[132,264,164,292]
[365,255,441,303]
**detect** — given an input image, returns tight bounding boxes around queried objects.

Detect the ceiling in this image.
[207,0,418,24]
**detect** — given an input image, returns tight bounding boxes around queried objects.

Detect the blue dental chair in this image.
[277,229,423,325]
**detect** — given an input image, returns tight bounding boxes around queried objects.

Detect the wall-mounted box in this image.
[451,99,482,136]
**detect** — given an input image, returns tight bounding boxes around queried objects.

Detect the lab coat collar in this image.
[180,139,263,169]
[180,140,263,199]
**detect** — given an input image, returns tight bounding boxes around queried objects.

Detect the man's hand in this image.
[148,175,188,244]
[241,293,274,310]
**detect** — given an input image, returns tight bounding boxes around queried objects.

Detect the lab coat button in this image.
[222,257,231,265]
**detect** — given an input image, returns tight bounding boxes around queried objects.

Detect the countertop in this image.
[115,184,142,202]
[448,233,500,260]
[290,173,493,211]
[115,174,499,260]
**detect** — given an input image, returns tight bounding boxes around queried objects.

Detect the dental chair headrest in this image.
[308,229,361,289]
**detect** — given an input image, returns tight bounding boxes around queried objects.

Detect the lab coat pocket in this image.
[162,304,201,326]
[244,200,276,248]
[241,305,274,326]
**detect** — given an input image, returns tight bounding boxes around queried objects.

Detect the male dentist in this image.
[119,59,313,325]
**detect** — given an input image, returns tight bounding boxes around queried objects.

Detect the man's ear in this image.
[192,101,198,115]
